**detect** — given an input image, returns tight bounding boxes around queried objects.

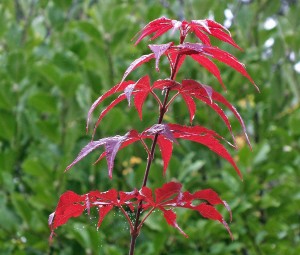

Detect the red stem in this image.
[128,51,181,255]
[166,92,180,109]
[137,207,155,232]
[151,90,163,109]
[119,206,134,233]
[129,88,170,255]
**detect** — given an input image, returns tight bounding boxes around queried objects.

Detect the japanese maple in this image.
[49,16,257,254]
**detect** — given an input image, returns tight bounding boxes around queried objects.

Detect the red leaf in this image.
[143,124,176,174]
[67,123,177,179]
[93,130,141,166]
[95,189,118,203]
[121,53,155,83]
[181,93,196,123]
[124,76,151,106]
[201,46,257,89]
[89,123,240,178]
[193,189,223,205]
[168,124,242,179]
[120,189,138,204]
[155,182,182,204]
[144,124,176,143]
[65,130,140,179]
[161,208,188,237]
[103,125,175,176]
[196,203,222,222]
[49,191,85,230]
[139,186,155,210]
[157,136,173,175]
[134,17,242,52]
[153,79,250,147]
[152,79,178,90]
[189,23,211,45]
[176,80,235,142]
[190,19,242,50]
[52,203,84,229]
[195,203,233,239]
[194,96,235,144]
[93,94,127,136]
[150,24,174,41]
[148,42,173,71]
[191,54,225,89]
[168,123,219,138]
[50,184,233,240]
[50,188,139,238]
[137,182,232,238]
[91,76,153,129]
[133,76,152,119]
[183,79,251,147]
[174,43,258,90]
[167,52,186,79]
[97,205,114,228]
[92,189,118,228]
[133,17,174,45]
[87,81,134,131]
[179,189,232,221]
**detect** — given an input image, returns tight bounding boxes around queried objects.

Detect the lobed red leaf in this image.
[87,81,134,132]
[191,54,225,89]
[149,42,173,71]
[161,208,188,237]
[133,17,242,51]
[49,191,85,231]
[133,17,173,45]
[172,43,258,90]
[157,136,173,175]
[65,130,141,179]
[168,124,242,179]
[50,183,232,240]
[121,53,155,83]
[137,182,232,238]
[152,79,250,147]
[190,19,242,50]
[155,182,182,204]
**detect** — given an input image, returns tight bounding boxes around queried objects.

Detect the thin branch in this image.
[137,207,155,232]
[129,44,183,255]
[151,90,163,109]
[119,206,134,233]
[165,92,179,109]
[140,139,151,157]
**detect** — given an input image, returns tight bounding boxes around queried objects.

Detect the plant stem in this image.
[129,88,171,255]
[129,50,181,255]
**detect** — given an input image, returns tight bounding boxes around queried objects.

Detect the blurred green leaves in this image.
[0,0,299,254]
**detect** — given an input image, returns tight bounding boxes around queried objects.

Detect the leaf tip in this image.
[222,220,234,240]
[49,230,55,244]
[222,200,232,222]
[255,83,260,93]
[64,166,71,173]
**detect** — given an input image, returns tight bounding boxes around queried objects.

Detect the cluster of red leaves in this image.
[119,42,258,88]
[133,16,242,50]
[66,123,241,179]
[50,16,256,242]
[49,182,232,240]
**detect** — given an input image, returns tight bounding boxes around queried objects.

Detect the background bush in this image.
[0,0,299,254]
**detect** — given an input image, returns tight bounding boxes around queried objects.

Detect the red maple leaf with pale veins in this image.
[66,123,242,179]
[49,182,232,241]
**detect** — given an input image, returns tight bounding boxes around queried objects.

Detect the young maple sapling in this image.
[49,17,257,254]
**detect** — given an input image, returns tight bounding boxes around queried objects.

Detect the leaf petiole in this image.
[119,206,134,233]
[137,207,155,232]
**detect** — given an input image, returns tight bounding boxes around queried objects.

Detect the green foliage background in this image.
[0,0,299,254]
